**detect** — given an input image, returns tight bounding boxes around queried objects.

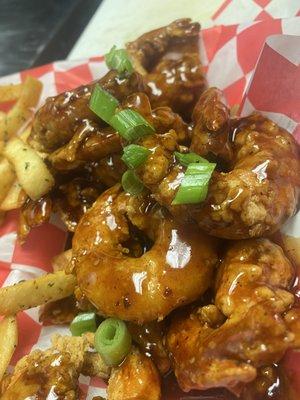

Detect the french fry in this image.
[4,77,42,138]
[4,137,54,200]
[52,249,73,272]
[0,316,18,381]
[0,157,15,204]
[0,271,76,316]
[19,126,32,143]
[0,83,23,102]
[0,180,27,211]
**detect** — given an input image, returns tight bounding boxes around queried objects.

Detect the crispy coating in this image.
[49,123,121,171]
[166,239,297,394]
[107,348,161,400]
[215,239,295,317]
[0,335,109,400]
[0,351,79,400]
[53,177,103,232]
[52,334,110,379]
[72,184,217,323]
[126,19,206,120]
[29,70,146,153]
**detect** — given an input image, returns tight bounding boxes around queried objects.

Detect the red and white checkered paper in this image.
[0,15,300,400]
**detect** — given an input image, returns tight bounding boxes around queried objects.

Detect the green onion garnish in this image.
[110,109,155,142]
[172,162,216,205]
[70,312,97,336]
[105,45,134,76]
[95,318,132,367]
[175,151,208,167]
[122,170,144,195]
[121,144,151,169]
[89,85,119,124]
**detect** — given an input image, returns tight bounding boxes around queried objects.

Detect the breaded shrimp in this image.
[166,239,298,394]
[72,184,218,323]
[107,347,161,400]
[0,334,109,400]
[215,238,295,317]
[126,19,206,120]
[29,70,146,153]
[192,112,300,238]
[49,124,122,171]
[134,89,300,239]
[50,91,190,173]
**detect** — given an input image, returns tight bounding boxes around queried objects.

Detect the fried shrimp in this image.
[72,184,218,323]
[126,19,206,120]
[133,88,300,239]
[166,239,298,394]
[192,111,300,239]
[214,238,295,317]
[29,70,146,153]
[48,124,122,171]
[0,334,109,400]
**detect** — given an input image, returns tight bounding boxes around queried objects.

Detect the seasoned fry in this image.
[0,157,15,204]
[52,249,73,272]
[0,180,27,211]
[0,271,76,316]
[0,83,23,102]
[4,77,42,138]
[0,316,18,381]
[19,126,32,143]
[4,137,54,200]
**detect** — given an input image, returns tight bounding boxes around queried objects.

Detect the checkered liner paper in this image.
[0,7,300,400]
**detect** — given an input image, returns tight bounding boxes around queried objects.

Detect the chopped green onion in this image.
[121,144,151,169]
[105,46,133,76]
[172,162,216,205]
[89,85,119,124]
[110,109,155,142]
[70,312,97,336]
[175,151,208,167]
[122,170,144,195]
[95,318,132,367]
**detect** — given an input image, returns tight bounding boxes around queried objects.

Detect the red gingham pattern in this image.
[212,0,300,25]
[0,5,300,399]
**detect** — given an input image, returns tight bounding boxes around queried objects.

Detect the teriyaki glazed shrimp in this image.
[72,184,218,324]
